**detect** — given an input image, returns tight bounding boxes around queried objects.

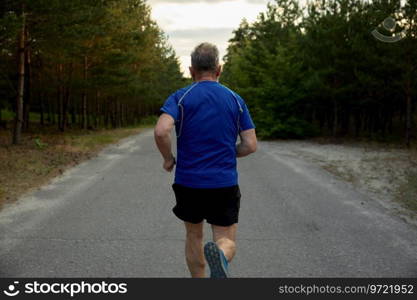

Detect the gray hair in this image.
[191,42,219,73]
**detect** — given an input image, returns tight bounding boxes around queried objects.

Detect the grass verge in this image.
[0,123,152,210]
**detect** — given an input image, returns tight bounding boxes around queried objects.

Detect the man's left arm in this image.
[154,113,176,172]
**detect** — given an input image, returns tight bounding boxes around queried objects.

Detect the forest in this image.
[0,0,185,145]
[1,0,416,146]
[222,0,417,145]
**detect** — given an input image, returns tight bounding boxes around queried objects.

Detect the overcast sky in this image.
[147,0,271,76]
[147,0,407,76]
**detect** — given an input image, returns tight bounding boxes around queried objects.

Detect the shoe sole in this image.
[204,242,228,278]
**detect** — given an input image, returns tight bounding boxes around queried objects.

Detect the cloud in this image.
[167,27,234,41]
[147,0,270,73]
[167,27,234,55]
[150,1,265,31]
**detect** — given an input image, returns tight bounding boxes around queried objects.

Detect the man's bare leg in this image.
[211,223,237,262]
[184,222,205,278]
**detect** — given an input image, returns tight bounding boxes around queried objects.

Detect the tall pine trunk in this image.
[104,97,110,128]
[39,92,44,126]
[12,5,26,145]
[405,84,412,148]
[71,101,76,126]
[332,100,338,137]
[404,43,413,148]
[57,64,64,131]
[46,98,52,124]
[23,38,31,132]
[95,90,100,128]
[62,63,73,131]
[82,56,88,130]
[62,86,70,131]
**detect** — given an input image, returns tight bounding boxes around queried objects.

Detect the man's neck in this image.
[193,73,218,82]
[195,77,218,82]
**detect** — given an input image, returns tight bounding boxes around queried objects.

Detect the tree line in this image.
[222,0,417,146]
[0,0,185,144]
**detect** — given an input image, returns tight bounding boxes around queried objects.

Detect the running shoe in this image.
[204,242,229,278]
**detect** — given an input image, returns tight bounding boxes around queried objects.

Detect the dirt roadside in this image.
[0,126,149,210]
[266,140,417,224]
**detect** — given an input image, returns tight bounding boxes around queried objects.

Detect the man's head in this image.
[190,42,221,81]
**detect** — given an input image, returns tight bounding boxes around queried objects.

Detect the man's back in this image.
[154,42,257,278]
[161,80,255,188]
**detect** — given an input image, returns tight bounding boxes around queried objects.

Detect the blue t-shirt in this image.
[160,80,255,188]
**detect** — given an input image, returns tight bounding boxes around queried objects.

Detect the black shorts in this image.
[172,183,241,227]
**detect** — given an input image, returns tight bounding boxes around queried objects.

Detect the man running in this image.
[154,42,257,278]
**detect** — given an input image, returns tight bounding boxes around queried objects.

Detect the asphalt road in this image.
[1,129,416,277]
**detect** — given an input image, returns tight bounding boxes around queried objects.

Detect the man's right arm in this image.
[237,129,257,158]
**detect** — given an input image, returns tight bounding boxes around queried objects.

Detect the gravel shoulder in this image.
[264,140,417,225]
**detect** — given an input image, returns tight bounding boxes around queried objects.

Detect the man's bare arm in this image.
[237,129,257,158]
[154,113,176,172]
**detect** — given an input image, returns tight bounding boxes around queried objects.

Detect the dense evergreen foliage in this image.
[0,0,185,144]
[222,0,417,145]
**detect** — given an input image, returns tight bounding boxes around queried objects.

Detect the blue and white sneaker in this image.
[204,242,229,278]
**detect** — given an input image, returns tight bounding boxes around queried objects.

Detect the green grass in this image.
[1,109,158,127]
[138,115,158,126]
[1,109,15,121]
[1,109,56,123]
